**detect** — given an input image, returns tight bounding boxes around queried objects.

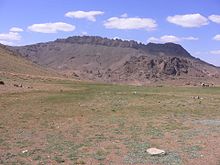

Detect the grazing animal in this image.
[201,83,209,87]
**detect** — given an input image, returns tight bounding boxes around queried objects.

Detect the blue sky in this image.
[0,0,220,66]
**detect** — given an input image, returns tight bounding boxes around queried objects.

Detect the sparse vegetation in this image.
[0,78,220,164]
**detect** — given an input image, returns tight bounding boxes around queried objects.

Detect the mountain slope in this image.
[9,36,220,84]
[0,44,54,76]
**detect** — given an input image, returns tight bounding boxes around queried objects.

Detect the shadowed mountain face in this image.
[9,36,220,84]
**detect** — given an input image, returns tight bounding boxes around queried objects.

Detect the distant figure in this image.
[201,83,209,87]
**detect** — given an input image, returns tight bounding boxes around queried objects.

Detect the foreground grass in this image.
[0,80,220,164]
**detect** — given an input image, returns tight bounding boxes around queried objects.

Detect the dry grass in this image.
[0,79,220,164]
[0,46,55,77]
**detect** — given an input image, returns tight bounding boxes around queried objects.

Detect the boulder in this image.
[146,148,166,156]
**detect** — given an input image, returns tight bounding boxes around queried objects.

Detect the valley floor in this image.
[0,76,220,165]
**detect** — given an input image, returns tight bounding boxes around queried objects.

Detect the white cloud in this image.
[28,22,75,33]
[0,32,21,41]
[161,35,183,42]
[0,30,22,46]
[0,40,14,45]
[65,10,104,22]
[167,14,209,28]
[182,36,199,40]
[210,50,220,55]
[10,27,23,32]
[113,37,120,40]
[111,36,133,41]
[147,37,160,43]
[0,27,23,45]
[121,13,128,18]
[81,31,88,36]
[209,15,220,24]
[213,34,220,41]
[160,36,175,42]
[104,17,157,30]
[147,35,198,43]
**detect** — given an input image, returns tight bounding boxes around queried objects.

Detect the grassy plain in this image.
[0,78,220,165]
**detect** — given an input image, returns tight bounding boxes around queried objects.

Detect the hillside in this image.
[9,36,220,85]
[0,44,54,76]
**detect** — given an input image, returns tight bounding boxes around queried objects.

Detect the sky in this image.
[0,0,220,66]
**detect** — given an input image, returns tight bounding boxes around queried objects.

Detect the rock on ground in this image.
[146,148,166,156]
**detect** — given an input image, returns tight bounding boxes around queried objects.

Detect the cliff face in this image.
[56,36,140,49]
[8,36,220,84]
[55,36,193,58]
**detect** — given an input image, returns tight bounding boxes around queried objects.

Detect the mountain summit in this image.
[55,36,192,58]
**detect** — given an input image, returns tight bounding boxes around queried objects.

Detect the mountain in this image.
[9,36,220,85]
[0,44,54,76]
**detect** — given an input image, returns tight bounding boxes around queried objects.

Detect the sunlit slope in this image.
[0,44,54,76]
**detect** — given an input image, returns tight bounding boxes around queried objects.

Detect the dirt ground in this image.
[0,76,220,165]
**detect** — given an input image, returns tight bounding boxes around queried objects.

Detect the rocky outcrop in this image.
[55,36,141,49]
[106,56,195,82]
